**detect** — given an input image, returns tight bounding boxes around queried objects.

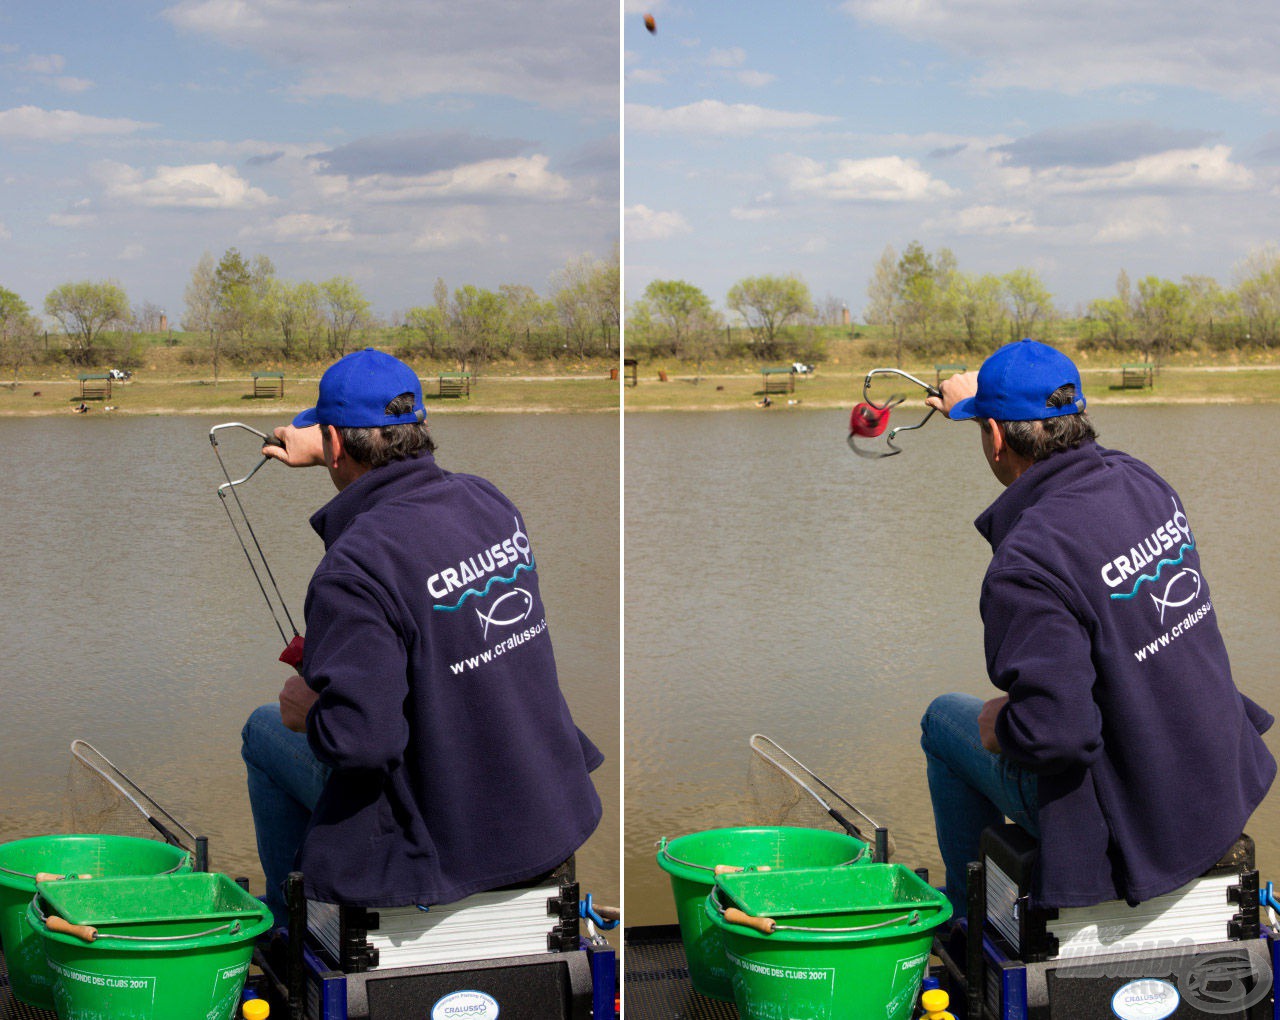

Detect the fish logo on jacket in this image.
[475,588,534,638]
[1150,567,1201,624]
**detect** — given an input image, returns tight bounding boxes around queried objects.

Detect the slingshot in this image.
[209,422,304,668]
[847,368,942,459]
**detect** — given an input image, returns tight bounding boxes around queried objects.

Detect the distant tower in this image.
[160,311,168,332]
[841,305,850,326]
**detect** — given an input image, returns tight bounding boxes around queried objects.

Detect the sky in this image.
[0,1,619,325]
[624,0,1280,317]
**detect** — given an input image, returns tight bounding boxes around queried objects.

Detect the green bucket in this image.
[0,834,191,1009]
[707,863,953,1020]
[28,871,272,1020]
[656,826,869,1000]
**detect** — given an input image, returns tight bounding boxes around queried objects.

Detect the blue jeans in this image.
[920,692,1039,917]
[241,704,331,927]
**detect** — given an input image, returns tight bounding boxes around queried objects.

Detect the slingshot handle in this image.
[46,916,98,942]
[723,908,776,934]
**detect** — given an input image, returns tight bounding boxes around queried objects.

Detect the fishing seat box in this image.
[954,824,1272,1020]
[980,824,1259,963]
[289,859,599,1020]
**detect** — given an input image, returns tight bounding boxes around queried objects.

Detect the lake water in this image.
[0,412,619,908]
[624,404,1280,924]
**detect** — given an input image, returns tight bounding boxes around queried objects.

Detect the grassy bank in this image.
[622,364,1280,411]
[0,363,621,417]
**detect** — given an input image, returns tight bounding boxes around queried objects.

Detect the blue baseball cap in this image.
[292,349,426,428]
[950,339,1086,422]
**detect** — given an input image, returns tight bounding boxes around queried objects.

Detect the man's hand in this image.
[279,673,319,732]
[263,424,325,467]
[926,370,979,417]
[978,695,1008,753]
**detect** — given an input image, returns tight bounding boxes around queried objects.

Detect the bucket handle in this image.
[0,866,93,883]
[657,837,869,874]
[1,851,190,884]
[711,887,921,936]
[32,898,243,944]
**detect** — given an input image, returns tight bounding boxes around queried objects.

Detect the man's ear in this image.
[324,424,344,470]
[986,418,1006,460]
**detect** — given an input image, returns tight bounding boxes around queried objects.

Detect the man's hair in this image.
[336,392,435,467]
[983,384,1097,461]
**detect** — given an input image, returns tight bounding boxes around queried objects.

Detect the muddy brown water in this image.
[625,404,1280,924]
[0,412,619,909]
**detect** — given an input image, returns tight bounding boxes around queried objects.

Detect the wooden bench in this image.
[624,358,638,388]
[438,371,471,398]
[251,371,285,398]
[1120,364,1153,389]
[935,363,966,387]
[761,367,795,395]
[77,374,111,400]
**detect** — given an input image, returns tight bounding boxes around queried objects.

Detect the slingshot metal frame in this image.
[848,368,943,459]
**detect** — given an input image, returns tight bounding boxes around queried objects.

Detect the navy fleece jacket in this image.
[296,454,603,908]
[978,442,1273,908]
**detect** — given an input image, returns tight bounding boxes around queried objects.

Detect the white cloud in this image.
[0,222,9,240]
[97,162,274,209]
[627,68,667,86]
[0,106,154,142]
[927,204,1038,235]
[730,206,780,221]
[842,0,1280,100]
[1029,146,1254,195]
[243,212,355,244]
[118,244,146,260]
[20,54,65,74]
[1091,198,1180,243]
[53,77,94,94]
[626,204,691,241]
[409,208,493,251]
[706,47,746,68]
[778,154,956,202]
[735,70,777,88]
[163,0,617,110]
[322,155,572,204]
[626,100,838,135]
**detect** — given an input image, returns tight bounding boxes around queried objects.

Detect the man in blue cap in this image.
[920,339,1273,914]
[240,348,603,926]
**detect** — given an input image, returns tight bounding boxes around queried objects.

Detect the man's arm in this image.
[302,571,411,771]
[982,569,1103,772]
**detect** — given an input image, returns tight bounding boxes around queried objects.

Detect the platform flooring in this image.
[0,947,55,1020]
[623,926,739,1019]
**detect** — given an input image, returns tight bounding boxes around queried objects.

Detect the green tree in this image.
[635,280,720,374]
[864,245,900,328]
[1133,276,1189,366]
[726,273,813,359]
[499,284,553,358]
[0,286,39,387]
[949,272,1006,351]
[44,279,129,364]
[448,285,508,373]
[404,305,447,359]
[183,251,222,381]
[1233,245,1280,347]
[550,252,617,359]
[1002,267,1055,341]
[320,277,372,357]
